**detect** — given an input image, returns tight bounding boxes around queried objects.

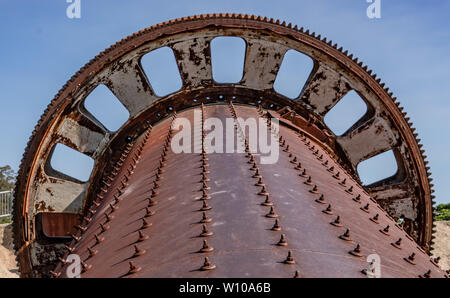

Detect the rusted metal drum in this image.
[12,14,443,278]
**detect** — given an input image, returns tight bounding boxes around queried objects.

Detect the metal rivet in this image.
[380,225,390,236]
[404,253,416,265]
[94,234,104,244]
[137,230,149,242]
[199,240,214,253]
[71,234,81,243]
[299,169,308,177]
[109,203,118,212]
[370,214,379,224]
[433,256,440,264]
[141,218,152,229]
[339,229,352,241]
[201,257,216,271]
[304,176,312,185]
[271,219,281,231]
[330,216,342,227]
[200,212,212,223]
[64,245,74,253]
[255,178,265,186]
[349,244,363,257]
[277,234,288,246]
[266,206,278,218]
[315,194,326,204]
[200,224,213,237]
[75,225,87,233]
[200,200,212,211]
[293,271,300,278]
[145,207,155,217]
[133,245,146,257]
[258,186,269,196]
[88,247,98,258]
[391,238,402,249]
[252,169,262,178]
[147,197,158,207]
[360,203,370,213]
[295,162,302,170]
[352,194,361,203]
[309,185,318,194]
[284,251,295,264]
[105,213,114,222]
[261,195,273,206]
[127,261,141,274]
[81,261,92,273]
[322,204,333,215]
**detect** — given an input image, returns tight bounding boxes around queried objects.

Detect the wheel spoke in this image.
[337,116,397,168]
[171,37,213,88]
[105,59,157,117]
[241,39,288,90]
[55,113,109,159]
[34,176,86,214]
[300,64,351,115]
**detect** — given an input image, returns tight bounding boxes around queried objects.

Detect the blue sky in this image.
[0,0,449,204]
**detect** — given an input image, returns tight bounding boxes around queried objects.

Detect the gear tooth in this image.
[305,29,310,34]
[343,50,348,55]
[338,46,343,52]
[327,40,332,46]
[317,34,321,40]
[293,24,298,30]
[380,82,385,88]
[269,18,275,23]
[376,78,381,83]
[323,37,327,42]
[371,73,377,79]
[367,69,373,75]
[281,21,286,26]
[388,92,393,97]
[353,57,358,63]
[333,43,338,49]
[276,19,281,25]
[287,22,292,28]
[362,65,368,71]
[357,61,363,66]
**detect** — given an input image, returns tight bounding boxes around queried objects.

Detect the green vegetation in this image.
[434,203,450,221]
[0,165,16,191]
[0,217,11,224]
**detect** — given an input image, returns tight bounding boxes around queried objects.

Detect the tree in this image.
[0,165,16,191]
[435,203,450,221]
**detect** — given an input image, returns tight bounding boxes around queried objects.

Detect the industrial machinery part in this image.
[12,14,441,278]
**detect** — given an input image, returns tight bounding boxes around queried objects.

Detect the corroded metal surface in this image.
[12,14,437,277]
[50,104,446,278]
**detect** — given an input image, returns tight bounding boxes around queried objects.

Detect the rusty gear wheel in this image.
[13,14,436,277]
